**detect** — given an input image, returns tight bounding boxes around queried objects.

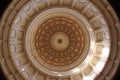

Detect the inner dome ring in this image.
[25,8,93,76]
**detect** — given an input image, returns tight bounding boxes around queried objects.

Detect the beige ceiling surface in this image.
[0,0,120,80]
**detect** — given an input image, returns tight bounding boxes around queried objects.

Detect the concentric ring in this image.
[0,0,120,80]
[34,16,85,67]
[25,9,91,74]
